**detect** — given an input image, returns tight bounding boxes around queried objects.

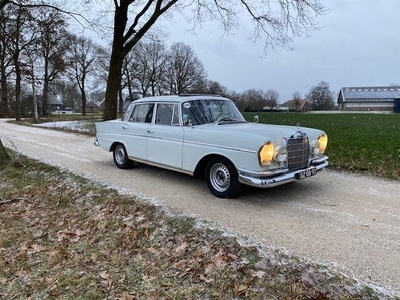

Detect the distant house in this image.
[262,105,289,112]
[25,94,65,115]
[337,86,400,111]
[281,99,311,112]
[86,101,100,114]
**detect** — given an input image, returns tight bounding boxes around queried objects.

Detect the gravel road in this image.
[1,119,399,295]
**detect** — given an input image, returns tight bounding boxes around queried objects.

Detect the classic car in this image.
[95,94,328,198]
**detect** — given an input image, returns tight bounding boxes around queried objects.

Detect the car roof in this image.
[131,94,230,104]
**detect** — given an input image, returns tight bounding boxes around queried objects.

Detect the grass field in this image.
[243,112,400,180]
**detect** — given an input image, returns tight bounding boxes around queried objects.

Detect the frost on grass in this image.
[34,121,92,133]
[0,156,395,299]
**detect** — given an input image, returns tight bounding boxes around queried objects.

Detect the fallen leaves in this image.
[0,156,385,300]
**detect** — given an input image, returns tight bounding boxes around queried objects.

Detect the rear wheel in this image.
[206,157,241,198]
[113,144,134,169]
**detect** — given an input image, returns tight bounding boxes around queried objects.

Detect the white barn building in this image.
[337,86,400,112]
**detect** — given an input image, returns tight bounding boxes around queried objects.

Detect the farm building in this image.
[337,86,400,112]
[280,99,311,112]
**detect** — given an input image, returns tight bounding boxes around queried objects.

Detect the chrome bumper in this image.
[238,157,329,188]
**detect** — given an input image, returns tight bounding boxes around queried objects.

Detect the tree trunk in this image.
[0,138,10,165]
[42,64,49,116]
[31,60,39,121]
[103,47,124,120]
[118,88,124,117]
[80,81,87,116]
[0,54,10,118]
[14,61,22,121]
[103,4,127,121]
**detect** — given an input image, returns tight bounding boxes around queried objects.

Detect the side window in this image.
[124,103,134,121]
[130,104,154,123]
[155,103,174,125]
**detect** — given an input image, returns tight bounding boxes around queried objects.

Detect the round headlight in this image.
[275,146,287,163]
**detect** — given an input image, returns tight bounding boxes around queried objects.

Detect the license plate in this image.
[296,167,317,180]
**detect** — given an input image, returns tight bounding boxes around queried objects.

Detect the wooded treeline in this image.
[0,0,333,120]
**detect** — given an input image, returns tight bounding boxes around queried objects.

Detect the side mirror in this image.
[254,115,259,123]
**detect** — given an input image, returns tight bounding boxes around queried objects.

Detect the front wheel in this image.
[205,157,241,198]
[113,144,134,169]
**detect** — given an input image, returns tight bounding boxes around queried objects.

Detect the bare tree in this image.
[0,0,11,9]
[190,79,229,97]
[67,36,99,116]
[4,1,38,120]
[265,89,279,108]
[51,80,80,110]
[3,0,328,120]
[241,89,268,112]
[306,81,334,110]
[292,91,302,111]
[24,46,40,120]
[0,8,14,117]
[121,50,138,101]
[128,41,169,97]
[228,90,245,111]
[166,42,206,95]
[35,7,70,116]
[146,42,168,96]
[101,0,327,120]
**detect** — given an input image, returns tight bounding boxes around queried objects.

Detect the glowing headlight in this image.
[259,141,274,166]
[312,134,328,155]
[274,146,287,164]
[318,134,328,154]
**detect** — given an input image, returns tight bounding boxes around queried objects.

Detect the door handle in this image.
[147,130,155,134]
[122,126,128,130]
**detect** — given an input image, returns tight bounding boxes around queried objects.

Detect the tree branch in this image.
[2,1,92,27]
[123,0,178,54]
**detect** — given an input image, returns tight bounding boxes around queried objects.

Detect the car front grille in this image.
[287,135,309,170]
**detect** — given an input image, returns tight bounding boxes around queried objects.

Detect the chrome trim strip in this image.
[237,167,289,177]
[129,157,193,176]
[146,136,183,143]
[238,161,329,188]
[184,141,256,154]
[311,155,329,164]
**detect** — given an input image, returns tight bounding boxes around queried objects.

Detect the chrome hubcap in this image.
[210,163,230,192]
[115,146,125,165]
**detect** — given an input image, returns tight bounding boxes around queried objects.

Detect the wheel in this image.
[113,144,134,169]
[205,157,241,198]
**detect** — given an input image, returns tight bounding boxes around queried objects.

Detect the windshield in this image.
[181,99,246,125]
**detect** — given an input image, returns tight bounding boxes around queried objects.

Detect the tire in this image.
[205,157,241,198]
[113,144,134,169]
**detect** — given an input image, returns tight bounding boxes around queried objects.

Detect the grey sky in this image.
[161,0,400,103]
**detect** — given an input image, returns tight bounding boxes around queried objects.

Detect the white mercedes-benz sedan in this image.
[95,95,328,198]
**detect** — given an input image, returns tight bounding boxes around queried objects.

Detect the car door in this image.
[123,103,154,160]
[146,103,184,169]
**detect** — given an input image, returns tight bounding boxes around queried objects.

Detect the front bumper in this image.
[238,156,329,188]
[94,138,99,146]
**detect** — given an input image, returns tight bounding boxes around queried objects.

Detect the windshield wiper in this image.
[214,117,245,124]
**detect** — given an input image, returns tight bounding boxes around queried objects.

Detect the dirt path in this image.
[1,119,399,294]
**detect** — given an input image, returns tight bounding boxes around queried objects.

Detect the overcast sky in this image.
[157,0,400,103]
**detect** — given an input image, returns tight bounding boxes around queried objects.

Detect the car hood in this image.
[185,122,325,150]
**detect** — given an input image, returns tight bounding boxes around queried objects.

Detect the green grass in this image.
[243,112,400,179]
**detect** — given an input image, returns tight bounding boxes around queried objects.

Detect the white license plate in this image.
[296,167,317,180]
